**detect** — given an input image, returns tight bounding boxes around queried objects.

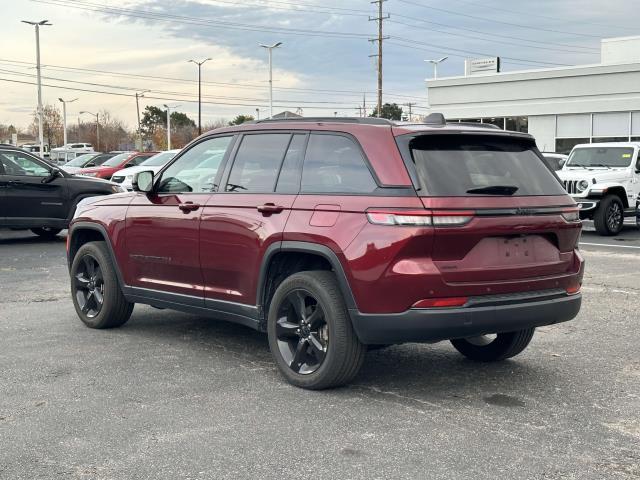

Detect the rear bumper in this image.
[349,291,581,345]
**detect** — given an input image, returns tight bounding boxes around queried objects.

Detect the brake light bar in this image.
[366,209,474,227]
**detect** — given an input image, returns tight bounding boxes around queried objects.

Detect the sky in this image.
[3,0,638,131]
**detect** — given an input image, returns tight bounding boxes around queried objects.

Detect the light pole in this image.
[188,58,211,135]
[259,42,282,118]
[135,90,149,150]
[22,20,52,157]
[425,56,448,80]
[58,97,77,147]
[163,104,180,150]
[80,111,99,151]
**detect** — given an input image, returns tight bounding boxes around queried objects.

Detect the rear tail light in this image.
[412,297,469,308]
[562,208,580,222]
[366,209,474,227]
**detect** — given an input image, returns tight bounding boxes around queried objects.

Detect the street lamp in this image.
[80,111,99,151]
[188,58,212,135]
[58,97,77,147]
[425,56,448,80]
[259,42,282,118]
[22,20,52,157]
[163,104,180,150]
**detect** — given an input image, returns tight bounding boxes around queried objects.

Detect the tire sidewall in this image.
[267,272,350,389]
[70,242,119,328]
[596,196,624,235]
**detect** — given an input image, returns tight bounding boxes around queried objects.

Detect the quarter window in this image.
[276,134,306,193]
[301,134,377,193]
[158,136,232,193]
[226,134,291,193]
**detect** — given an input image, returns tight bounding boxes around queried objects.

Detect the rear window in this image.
[409,135,566,196]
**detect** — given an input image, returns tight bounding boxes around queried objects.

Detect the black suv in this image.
[0,145,125,238]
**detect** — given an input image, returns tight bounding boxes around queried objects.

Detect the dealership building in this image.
[426,36,640,153]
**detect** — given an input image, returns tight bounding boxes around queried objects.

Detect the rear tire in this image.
[267,271,366,390]
[450,328,535,362]
[31,227,62,239]
[594,195,624,236]
[70,241,133,329]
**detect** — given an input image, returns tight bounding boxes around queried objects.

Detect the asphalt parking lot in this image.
[1,226,639,479]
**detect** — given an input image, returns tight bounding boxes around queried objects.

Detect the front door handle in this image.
[257,203,284,215]
[178,202,201,213]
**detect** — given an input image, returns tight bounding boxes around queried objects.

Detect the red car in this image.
[76,151,157,179]
[67,115,584,389]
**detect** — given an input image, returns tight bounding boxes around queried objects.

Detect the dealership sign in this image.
[466,57,501,75]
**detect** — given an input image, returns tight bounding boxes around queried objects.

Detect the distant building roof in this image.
[271,111,303,119]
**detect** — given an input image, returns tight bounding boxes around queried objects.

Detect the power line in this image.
[396,0,605,39]
[31,0,371,39]
[446,0,638,33]
[32,0,587,71]
[387,19,598,55]
[0,58,427,101]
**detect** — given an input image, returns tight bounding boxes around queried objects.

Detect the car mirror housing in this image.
[132,170,154,193]
[43,167,62,183]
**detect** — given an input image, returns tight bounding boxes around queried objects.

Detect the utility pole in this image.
[163,104,180,150]
[80,111,99,151]
[188,58,212,135]
[58,97,77,147]
[22,20,51,157]
[135,90,149,150]
[369,1,388,118]
[404,102,416,122]
[363,93,367,118]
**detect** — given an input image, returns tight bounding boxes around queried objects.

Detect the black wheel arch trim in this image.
[257,241,358,313]
[67,222,126,289]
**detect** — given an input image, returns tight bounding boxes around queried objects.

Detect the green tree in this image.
[370,103,403,121]
[228,114,255,126]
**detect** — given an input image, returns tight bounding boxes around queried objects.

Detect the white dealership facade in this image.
[426,36,640,153]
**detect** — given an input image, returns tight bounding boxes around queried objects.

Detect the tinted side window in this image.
[158,136,232,193]
[0,152,50,177]
[301,134,377,193]
[226,134,291,193]
[276,134,306,193]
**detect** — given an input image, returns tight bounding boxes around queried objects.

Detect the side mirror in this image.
[43,167,62,183]
[132,170,154,193]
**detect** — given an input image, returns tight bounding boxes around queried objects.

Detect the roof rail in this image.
[253,117,394,125]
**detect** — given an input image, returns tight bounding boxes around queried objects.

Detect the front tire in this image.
[31,227,62,239]
[594,195,624,236]
[450,328,535,362]
[267,271,366,390]
[70,241,133,329]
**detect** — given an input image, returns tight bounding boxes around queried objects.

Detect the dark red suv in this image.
[67,115,584,389]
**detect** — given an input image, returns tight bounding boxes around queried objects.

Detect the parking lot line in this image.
[580,242,640,249]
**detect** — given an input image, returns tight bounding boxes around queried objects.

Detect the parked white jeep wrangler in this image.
[557,142,640,236]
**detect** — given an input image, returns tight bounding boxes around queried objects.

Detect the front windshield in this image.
[566,147,634,168]
[101,153,132,167]
[65,153,97,166]
[141,151,177,167]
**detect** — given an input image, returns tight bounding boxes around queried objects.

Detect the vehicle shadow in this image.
[117,306,560,405]
[0,231,67,245]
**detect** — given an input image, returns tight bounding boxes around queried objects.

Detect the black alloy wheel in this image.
[73,254,105,318]
[275,289,329,375]
[606,201,623,232]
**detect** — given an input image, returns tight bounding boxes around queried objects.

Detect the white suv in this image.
[557,142,640,235]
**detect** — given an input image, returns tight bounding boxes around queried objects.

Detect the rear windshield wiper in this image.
[466,185,519,195]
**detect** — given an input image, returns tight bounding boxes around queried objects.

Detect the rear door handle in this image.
[178,202,201,213]
[257,203,284,215]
